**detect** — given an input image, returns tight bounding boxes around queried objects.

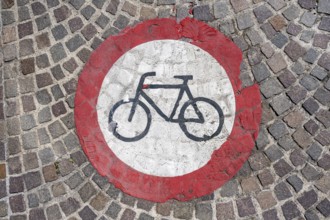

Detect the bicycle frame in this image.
[128,72,204,123]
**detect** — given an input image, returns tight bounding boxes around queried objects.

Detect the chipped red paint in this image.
[74,18,262,202]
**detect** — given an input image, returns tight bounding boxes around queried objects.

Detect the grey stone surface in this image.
[237,12,254,30]
[2,1,330,220]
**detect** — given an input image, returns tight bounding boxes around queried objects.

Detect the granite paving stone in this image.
[121,194,136,207]
[273,159,293,177]
[106,0,119,15]
[300,11,317,27]
[270,93,293,115]
[54,5,71,23]
[18,21,33,38]
[38,187,52,203]
[78,206,97,220]
[46,204,62,220]
[316,130,330,145]
[283,5,301,21]
[305,210,320,220]
[96,14,110,29]
[52,24,68,41]
[69,0,85,10]
[302,164,322,181]
[281,201,301,220]
[50,43,67,63]
[271,33,288,49]
[42,164,58,182]
[297,189,318,210]
[315,109,330,128]
[18,6,30,22]
[59,197,80,216]
[311,66,327,80]
[105,202,122,219]
[306,143,322,161]
[318,0,330,14]
[79,182,97,202]
[35,14,51,31]
[216,202,235,220]
[286,22,303,36]
[286,175,303,192]
[298,0,316,9]
[31,2,46,15]
[256,191,276,210]
[36,33,51,49]
[256,127,270,149]
[316,199,330,217]
[265,144,284,161]
[51,85,64,101]
[313,34,330,49]
[65,172,84,189]
[52,182,66,197]
[318,16,330,32]
[0,181,6,199]
[81,5,96,20]
[195,203,213,220]
[304,48,320,64]
[68,17,84,33]
[318,52,330,71]
[140,6,157,20]
[300,30,314,42]
[2,10,15,25]
[193,5,214,21]
[93,0,106,9]
[24,171,42,190]
[237,12,254,30]
[236,197,256,217]
[214,2,229,19]
[315,175,330,193]
[260,78,283,98]
[270,15,287,31]
[248,152,270,171]
[19,39,34,57]
[284,41,306,61]
[10,194,26,213]
[120,209,136,220]
[173,202,194,219]
[317,154,330,170]
[8,137,21,155]
[241,176,261,193]
[0,201,8,217]
[302,98,319,115]
[23,152,38,171]
[262,209,279,220]
[90,192,110,211]
[138,213,154,220]
[9,176,24,193]
[268,0,286,10]
[253,5,273,23]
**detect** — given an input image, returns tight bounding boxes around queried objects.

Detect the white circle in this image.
[97,40,235,177]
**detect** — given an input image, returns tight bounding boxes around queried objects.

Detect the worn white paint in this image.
[97,40,235,177]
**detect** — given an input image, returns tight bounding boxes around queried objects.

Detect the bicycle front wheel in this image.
[109,99,151,142]
[179,97,224,142]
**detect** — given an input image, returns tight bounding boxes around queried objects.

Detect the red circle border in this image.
[74,18,262,202]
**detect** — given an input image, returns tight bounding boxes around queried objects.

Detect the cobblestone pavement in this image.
[1,0,330,219]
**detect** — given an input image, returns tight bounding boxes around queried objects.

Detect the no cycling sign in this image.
[75,18,262,202]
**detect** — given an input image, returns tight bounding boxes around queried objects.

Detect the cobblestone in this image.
[316,199,330,217]
[2,1,330,220]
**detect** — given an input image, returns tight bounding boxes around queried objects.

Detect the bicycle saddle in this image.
[173,75,193,80]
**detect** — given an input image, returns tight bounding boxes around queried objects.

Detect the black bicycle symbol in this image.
[109,72,224,142]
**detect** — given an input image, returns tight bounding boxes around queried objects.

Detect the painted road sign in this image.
[75,18,262,202]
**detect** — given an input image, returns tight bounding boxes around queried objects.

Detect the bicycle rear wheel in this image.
[109,99,151,142]
[179,97,224,142]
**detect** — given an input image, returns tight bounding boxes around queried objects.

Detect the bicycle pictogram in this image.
[109,72,224,142]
